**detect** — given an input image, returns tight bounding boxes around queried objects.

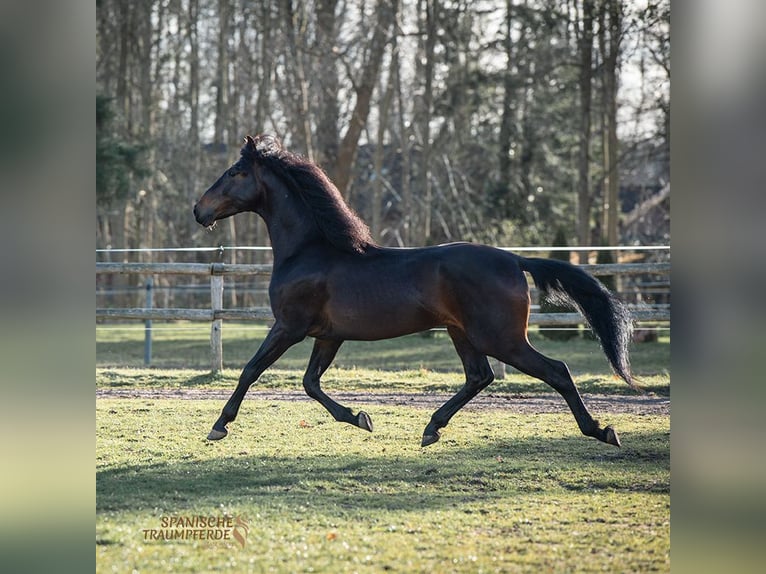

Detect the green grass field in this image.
[97,323,670,394]
[97,400,669,573]
[97,324,669,572]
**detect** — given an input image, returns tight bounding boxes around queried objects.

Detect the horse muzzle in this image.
[193,203,216,227]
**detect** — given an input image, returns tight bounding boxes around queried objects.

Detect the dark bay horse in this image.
[194,135,634,448]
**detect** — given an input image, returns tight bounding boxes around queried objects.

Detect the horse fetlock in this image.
[576,416,601,438]
[221,407,238,422]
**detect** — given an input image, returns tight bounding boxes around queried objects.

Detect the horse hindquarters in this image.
[417,253,526,445]
[442,251,622,447]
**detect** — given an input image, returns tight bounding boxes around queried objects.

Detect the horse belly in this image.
[322,282,437,341]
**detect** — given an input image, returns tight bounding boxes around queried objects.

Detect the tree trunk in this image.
[188,0,201,242]
[418,0,437,244]
[372,59,395,241]
[498,0,515,217]
[116,0,131,134]
[600,0,621,249]
[282,0,314,159]
[138,0,155,256]
[333,0,399,199]
[214,0,231,146]
[577,0,594,264]
[393,40,412,246]
[315,0,340,170]
[255,2,273,132]
[188,0,200,147]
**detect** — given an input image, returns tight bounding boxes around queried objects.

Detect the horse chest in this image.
[269,275,329,324]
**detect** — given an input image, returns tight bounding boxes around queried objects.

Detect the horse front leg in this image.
[207,324,303,440]
[302,338,373,432]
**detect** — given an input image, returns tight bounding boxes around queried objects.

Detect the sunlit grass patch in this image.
[97,399,669,573]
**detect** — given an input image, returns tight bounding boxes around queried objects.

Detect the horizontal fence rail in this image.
[97,307,667,324]
[97,308,275,321]
[96,260,670,371]
[96,262,274,276]
[96,261,670,277]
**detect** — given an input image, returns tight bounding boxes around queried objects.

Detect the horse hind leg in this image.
[422,328,495,446]
[500,341,621,447]
[303,339,373,432]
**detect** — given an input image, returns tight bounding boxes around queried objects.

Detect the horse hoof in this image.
[207,427,228,441]
[421,432,441,447]
[356,411,373,432]
[603,425,621,447]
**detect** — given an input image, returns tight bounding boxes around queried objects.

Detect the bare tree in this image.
[415,0,437,244]
[214,0,231,146]
[333,0,400,199]
[372,50,396,240]
[280,0,314,158]
[96,0,669,270]
[576,0,595,263]
[314,0,340,169]
[392,34,412,246]
[498,0,516,217]
[599,0,622,248]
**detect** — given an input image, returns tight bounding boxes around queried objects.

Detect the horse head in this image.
[193,135,264,228]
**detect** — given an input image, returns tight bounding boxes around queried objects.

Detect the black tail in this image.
[519,256,634,387]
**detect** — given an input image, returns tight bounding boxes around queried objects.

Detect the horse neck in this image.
[257,177,322,267]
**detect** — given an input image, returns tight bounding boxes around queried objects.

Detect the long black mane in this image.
[242,135,374,254]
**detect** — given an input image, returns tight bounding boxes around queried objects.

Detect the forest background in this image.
[96,0,669,268]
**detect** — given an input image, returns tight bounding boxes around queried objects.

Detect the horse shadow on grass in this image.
[97,430,669,517]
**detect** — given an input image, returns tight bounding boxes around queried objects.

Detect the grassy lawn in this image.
[97,323,670,395]
[97,323,669,572]
[97,399,669,573]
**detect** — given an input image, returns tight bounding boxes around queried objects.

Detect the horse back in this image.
[310,243,528,340]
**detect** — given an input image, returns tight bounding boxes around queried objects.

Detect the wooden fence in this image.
[96,261,670,372]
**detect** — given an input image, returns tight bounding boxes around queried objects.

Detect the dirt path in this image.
[97,388,669,416]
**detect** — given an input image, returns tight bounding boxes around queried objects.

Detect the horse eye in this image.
[228,169,238,177]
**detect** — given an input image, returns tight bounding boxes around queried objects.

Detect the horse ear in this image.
[244,135,256,148]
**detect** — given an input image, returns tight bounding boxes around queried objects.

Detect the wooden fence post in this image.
[144,277,153,366]
[210,270,224,373]
[489,357,506,380]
